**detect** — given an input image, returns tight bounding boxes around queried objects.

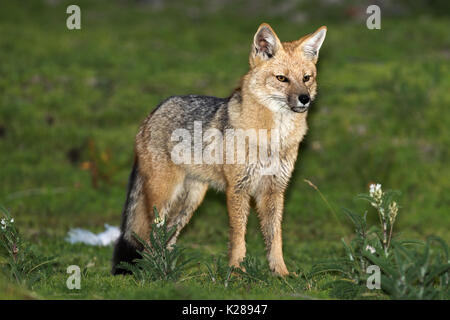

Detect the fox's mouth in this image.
[271,96,310,113]
[291,106,308,113]
[291,102,310,113]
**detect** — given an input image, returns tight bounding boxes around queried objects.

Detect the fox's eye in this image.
[303,75,311,83]
[276,75,288,82]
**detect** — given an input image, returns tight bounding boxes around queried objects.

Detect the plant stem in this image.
[383,219,388,255]
[304,179,345,233]
[387,223,394,251]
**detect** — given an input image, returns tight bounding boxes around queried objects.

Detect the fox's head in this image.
[245,23,327,113]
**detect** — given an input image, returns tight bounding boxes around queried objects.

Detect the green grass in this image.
[0,0,449,299]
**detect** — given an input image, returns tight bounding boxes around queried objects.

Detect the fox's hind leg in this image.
[166,179,208,247]
[138,151,187,223]
[112,156,186,275]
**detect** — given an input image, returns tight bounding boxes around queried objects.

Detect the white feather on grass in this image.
[66,224,120,246]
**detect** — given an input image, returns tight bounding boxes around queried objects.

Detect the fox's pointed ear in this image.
[299,26,327,63]
[250,23,282,66]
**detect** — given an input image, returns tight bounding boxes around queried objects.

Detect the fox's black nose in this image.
[298,94,310,105]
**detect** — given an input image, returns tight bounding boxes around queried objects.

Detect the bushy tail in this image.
[111,160,143,275]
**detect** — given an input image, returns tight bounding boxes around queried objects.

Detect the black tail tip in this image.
[111,235,141,275]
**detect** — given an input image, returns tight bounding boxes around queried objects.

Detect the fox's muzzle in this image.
[291,105,309,113]
[288,93,310,113]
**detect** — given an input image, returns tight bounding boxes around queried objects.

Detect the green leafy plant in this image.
[203,255,233,285]
[117,207,193,283]
[0,205,55,287]
[203,255,270,289]
[236,256,269,285]
[364,236,449,299]
[310,184,449,299]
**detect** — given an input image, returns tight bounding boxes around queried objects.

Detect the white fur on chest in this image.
[245,156,295,196]
[273,109,297,142]
[271,106,308,152]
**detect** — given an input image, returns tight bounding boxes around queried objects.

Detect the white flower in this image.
[154,216,165,228]
[389,201,398,223]
[365,245,376,254]
[0,219,5,225]
[10,218,14,223]
[369,183,383,204]
[369,183,381,194]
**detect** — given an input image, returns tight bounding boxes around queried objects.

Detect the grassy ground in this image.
[0,1,449,299]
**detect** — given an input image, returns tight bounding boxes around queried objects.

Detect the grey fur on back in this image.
[137,92,240,160]
[151,94,230,130]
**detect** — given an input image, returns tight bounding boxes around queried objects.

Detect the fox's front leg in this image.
[226,187,251,269]
[255,189,289,276]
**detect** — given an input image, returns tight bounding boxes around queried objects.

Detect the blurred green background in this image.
[0,0,449,298]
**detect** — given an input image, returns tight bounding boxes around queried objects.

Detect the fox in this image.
[112,23,327,276]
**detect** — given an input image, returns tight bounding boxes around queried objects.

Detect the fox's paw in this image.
[229,260,246,273]
[270,262,289,277]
